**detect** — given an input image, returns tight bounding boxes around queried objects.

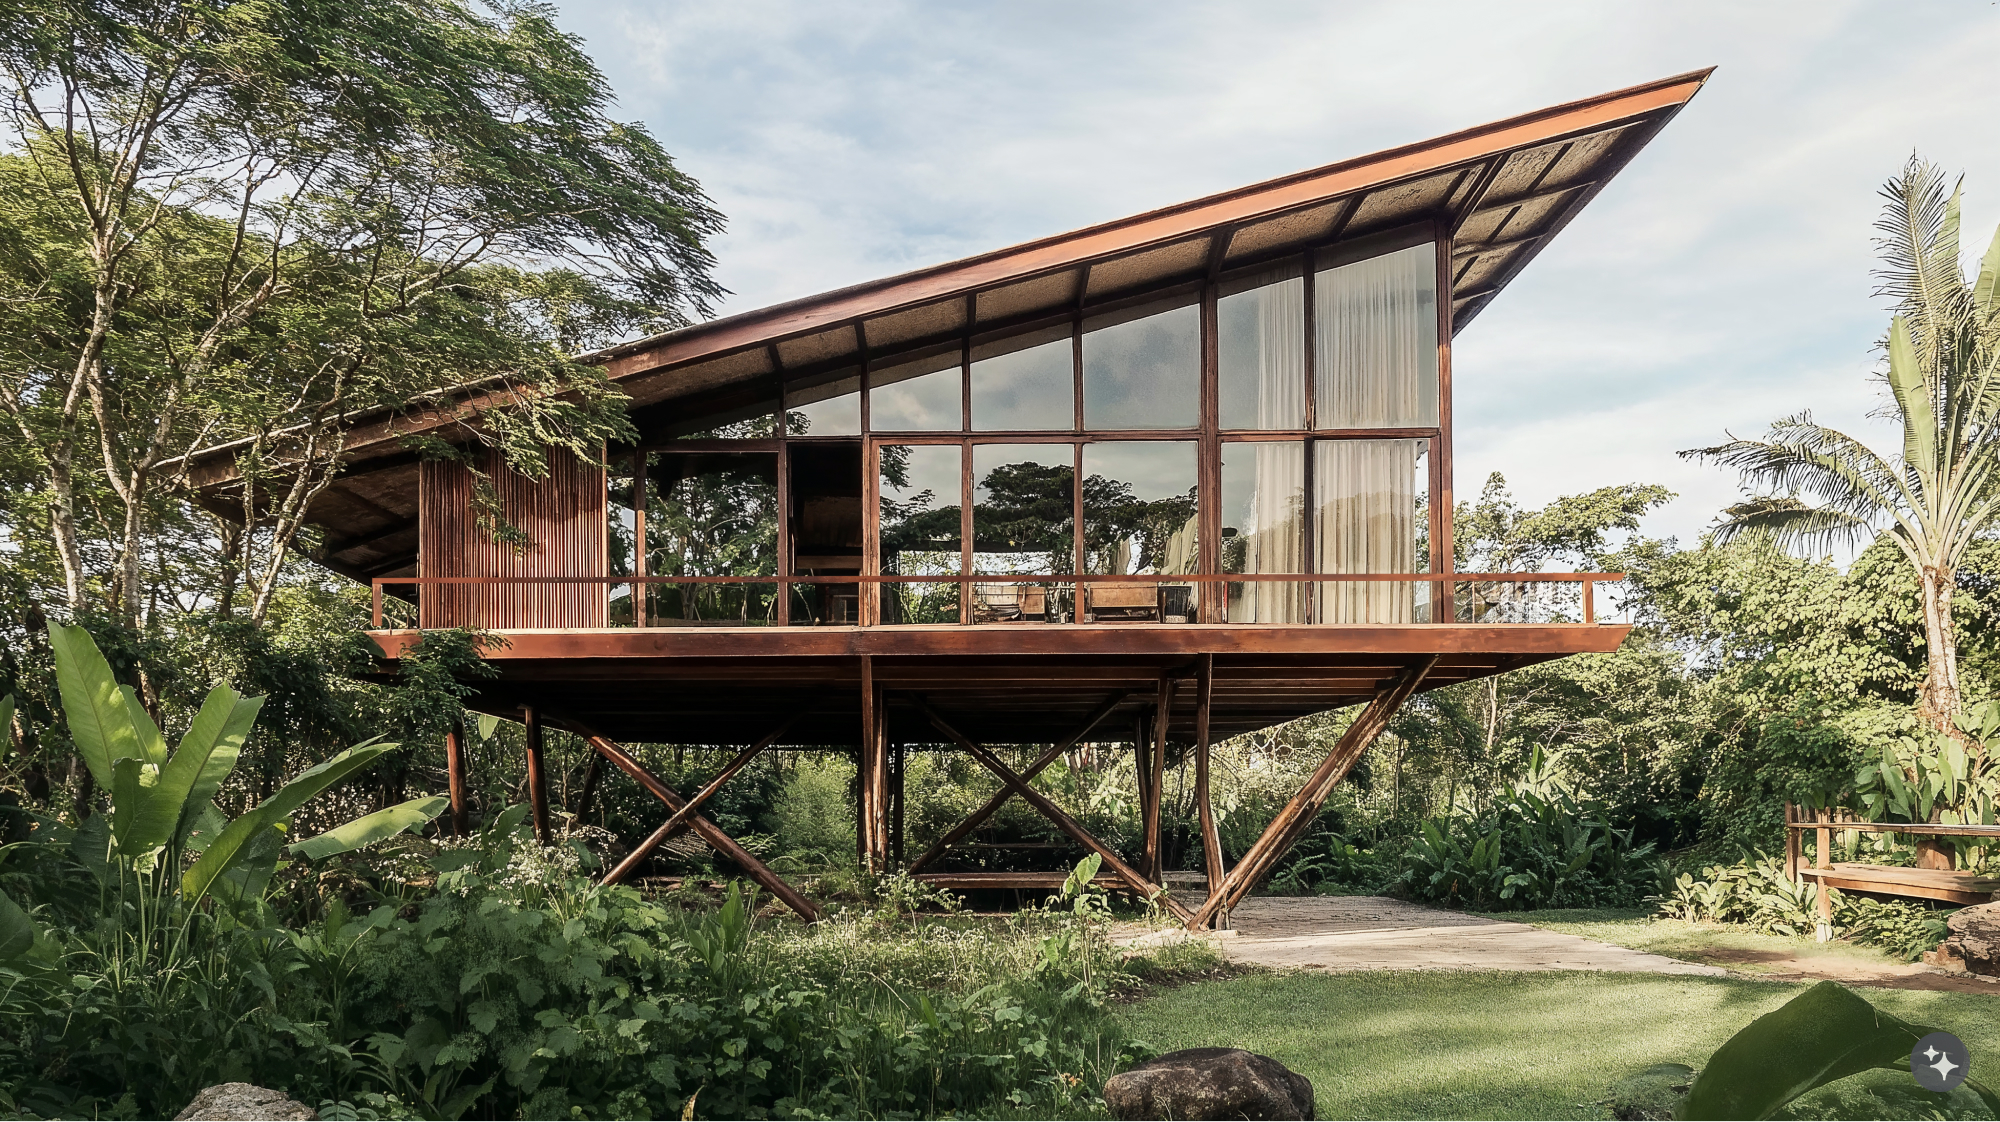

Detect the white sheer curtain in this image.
[1315,439,1420,623]
[1221,274,1307,622]
[1229,441,1304,622]
[1315,242,1439,428]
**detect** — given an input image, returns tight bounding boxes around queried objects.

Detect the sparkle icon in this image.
[1913,1032,1970,1092]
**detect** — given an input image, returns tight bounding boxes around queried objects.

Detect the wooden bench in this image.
[1784,803,2000,939]
[1797,863,2000,906]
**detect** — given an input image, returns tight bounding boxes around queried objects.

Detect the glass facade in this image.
[623,238,1446,626]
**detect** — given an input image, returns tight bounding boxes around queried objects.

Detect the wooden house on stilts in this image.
[182,71,1710,928]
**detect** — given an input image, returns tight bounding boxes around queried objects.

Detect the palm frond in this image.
[1873,157,1970,367]
[1709,496,1875,556]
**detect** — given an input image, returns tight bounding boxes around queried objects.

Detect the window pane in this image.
[673,396,778,439]
[1082,442,1197,624]
[785,370,860,437]
[972,326,1073,431]
[1314,439,1424,623]
[971,443,1073,623]
[1082,302,1199,430]
[877,444,962,623]
[1221,441,1305,623]
[973,444,1074,574]
[1218,268,1305,430]
[870,349,962,431]
[1315,243,1439,428]
[645,452,780,624]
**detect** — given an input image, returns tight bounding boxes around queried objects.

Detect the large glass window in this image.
[870,349,962,432]
[644,451,780,624]
[785,370,861,437]
[1221,441,1305,623]
[1082,301,1199,430]
[971,443,1074,623]
[1313,439,1425,623]
[1315,242,1439,428]
[1218,266,1305,430]
[972,326,1073,431]
[877,444,962,623]
[1082,441,1198,623]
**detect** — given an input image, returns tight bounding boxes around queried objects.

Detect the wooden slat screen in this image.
[419,446,608,629]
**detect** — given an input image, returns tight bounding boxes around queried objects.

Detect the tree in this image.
[0,0,723,626]
[1687,160,2000,864]
[1688,159,2000,735]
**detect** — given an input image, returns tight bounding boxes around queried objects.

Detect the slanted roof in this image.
[181,68,1711,581]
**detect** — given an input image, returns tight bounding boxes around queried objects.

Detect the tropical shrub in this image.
[1264,829,1392,895]
[1655,853,1954,959]
[1394,783,1661,911]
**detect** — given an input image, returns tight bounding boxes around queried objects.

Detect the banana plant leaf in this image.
[48,624,143,789]
[175,695,262,847]
[120,686,238,856]
[289,796,447,861]
[120,685,168,769]
[0,693,15,764]
[0,888,32,962]
[1678,981,2000,1120]
[183,739,398,903]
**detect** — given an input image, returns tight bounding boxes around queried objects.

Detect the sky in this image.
[550,0,2000,551]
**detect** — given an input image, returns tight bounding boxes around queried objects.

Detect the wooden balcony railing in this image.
[368,572,1625,630]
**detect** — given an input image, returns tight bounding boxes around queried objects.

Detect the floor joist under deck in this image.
[367,624,1625,746]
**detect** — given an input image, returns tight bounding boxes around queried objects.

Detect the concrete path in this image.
[1120,896,1724,976]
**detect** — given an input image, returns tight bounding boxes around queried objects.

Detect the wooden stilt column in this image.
[573,754,603,821]
[1190,657,1437,929]
[523,705,551,844]
[1144,676,1173,880]
[908,692,1129,874]
[1132,715,1153,852]
[858,656,888,873]
[1193,654,1226,927]
[445,714,470,838]
[890,742,906,870]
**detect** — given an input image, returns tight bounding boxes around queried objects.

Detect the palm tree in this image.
[1688,159,2000,860]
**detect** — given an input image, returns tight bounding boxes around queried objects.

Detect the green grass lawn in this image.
[1481,907,1914,974]
[1113,970,2000,1120]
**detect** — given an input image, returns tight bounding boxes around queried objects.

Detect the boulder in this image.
[1103,1047,1314,1121]
[174,1083,317,1121]
[1925,902,2000,976]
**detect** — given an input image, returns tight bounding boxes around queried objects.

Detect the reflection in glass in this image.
[1218,267,1305,430]
[877,444,962,623]
[644,451,780,624]
[1082,442,1198,623]
[1315,242,1439,428]
[1221,442,1305,623]
[1082,302,1199,430]
[970,444,1075,624]
[972,326,1073,430]
[870,349,962,431]
[1314,439,1424,623]
[785,370,860,436]
[674,399,778,440]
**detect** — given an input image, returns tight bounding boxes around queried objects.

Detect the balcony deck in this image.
[366,620,1629,745]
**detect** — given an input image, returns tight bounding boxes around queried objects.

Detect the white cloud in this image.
[559,0,2000,547]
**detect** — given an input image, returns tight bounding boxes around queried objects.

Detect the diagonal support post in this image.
[907,691,1130,874]
[919,698,1193,924]
[1189,656,1438,929]
[557,719,823,921]
[602,713,804,886]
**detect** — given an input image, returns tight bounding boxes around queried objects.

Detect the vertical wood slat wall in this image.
[419,446,609,629]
